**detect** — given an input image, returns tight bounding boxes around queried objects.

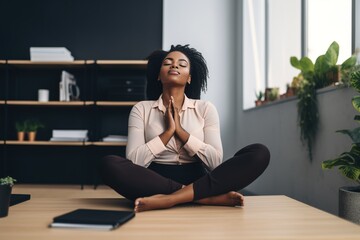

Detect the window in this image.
[243,0,266,110]
[307,0,352,63]
[242,0,353,110]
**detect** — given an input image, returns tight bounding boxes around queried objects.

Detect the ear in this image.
[187,75,191,84]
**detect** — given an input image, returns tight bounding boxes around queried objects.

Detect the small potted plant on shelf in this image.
[25,119,44,142]
[255,91,264,106]
[15,121,27,141]
[0,176,16,218]
[285,83,296,98]
[322,70,360,224]
[265,87,279,102]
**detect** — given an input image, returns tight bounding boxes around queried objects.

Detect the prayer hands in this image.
[161,96,190,146]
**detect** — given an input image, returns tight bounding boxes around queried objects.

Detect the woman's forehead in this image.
[165,51,189,61]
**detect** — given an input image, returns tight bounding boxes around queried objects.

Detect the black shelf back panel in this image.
[0,0,162,60]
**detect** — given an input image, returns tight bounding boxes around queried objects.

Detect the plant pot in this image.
[286,87,297,97]
[255,100,262,107]
[0,185,12,217]
[27,131,36,142]
[339,186,360,224]
[17,131,25,141]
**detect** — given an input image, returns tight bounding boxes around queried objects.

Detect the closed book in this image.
[31,56,74,62]
[102,135,128,142]
[30,47,71,54]
[50,209,135,230]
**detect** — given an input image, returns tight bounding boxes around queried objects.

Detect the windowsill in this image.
[244,84,346,112]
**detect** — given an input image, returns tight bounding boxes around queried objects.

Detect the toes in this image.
[134,198,145,212]
[231,192,244,206]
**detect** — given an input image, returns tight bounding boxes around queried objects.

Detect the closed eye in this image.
[163,59,172,65]
[179,60,188,67]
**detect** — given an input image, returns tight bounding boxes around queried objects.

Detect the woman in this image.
[100,45,270,212]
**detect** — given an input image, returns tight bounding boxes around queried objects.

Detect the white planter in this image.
[339,186,360,224]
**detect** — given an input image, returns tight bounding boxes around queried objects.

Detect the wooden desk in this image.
[0,185,359,239]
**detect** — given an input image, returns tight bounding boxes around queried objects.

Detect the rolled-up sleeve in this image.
[126,104,167,167]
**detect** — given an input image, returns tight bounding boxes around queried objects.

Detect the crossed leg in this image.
[100,144,270,212]
[134,144,270,212]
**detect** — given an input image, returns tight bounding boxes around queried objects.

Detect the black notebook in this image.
[10,194,31,206]
[50,209,135,230]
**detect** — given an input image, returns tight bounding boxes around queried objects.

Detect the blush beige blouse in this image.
[126,95,223,170]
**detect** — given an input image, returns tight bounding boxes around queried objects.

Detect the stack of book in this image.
[102,135,128,142]
[50,130,88,142]
[30,47,74,62]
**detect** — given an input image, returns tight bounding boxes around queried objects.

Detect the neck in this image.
[162,88,185,108]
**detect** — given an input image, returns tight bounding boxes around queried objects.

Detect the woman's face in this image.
[158,51,191,88]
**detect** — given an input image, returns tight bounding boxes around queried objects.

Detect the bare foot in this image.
[134,194,176,212]
[195,191,244,207]
[134,191,244,212]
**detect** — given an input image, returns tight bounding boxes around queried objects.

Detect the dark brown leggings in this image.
[99,143,270,201]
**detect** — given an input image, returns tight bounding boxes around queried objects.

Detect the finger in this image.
[166,100,173,118]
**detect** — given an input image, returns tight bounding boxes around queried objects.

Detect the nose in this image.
[170,63,179,69]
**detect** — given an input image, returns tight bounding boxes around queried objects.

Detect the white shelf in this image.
[96,101,138,106]
[92,141,127,146]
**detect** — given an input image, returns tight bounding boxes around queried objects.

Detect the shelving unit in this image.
[0,60,147,185]
[4,140,91,146]
[4,101,95,106]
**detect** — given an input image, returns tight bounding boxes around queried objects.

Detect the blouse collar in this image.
[152,94,196,113]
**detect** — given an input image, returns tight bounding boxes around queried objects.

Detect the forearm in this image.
[175,127,190,145]
[183,134,223,170]
[159,129,175,146]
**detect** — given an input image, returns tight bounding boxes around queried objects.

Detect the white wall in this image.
[163,0,237,159]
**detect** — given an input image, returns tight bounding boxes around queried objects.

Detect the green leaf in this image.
[339,165,360,181]
[341,56,357,70]
[352,96,360,112]
[324,41,339,66]
[290,56,301,69]
[354,115,360,122]
[322,157,352,169]
[314,55,330,76]
[336,128,360,143]
[350,71,360,92]
[322,144,360,182]
[0,176,16,186]
[299,57,314,73]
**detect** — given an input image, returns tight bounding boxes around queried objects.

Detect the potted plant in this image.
[15,121,27,141]
[290,41,357,160]
[25,119,44,141]
[0,176,16,217]
[255,90,264,106]
[265,87,279,102]
[285,83,297,97]
[322,70,360,224]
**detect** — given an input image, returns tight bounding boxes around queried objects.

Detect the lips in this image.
[168,70,180,75]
